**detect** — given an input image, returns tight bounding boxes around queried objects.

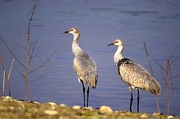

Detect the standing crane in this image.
[108,39,161,112]
[62,27,98,107]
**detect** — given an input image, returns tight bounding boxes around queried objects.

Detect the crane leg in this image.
[87,87,89,107]
[81,81,85,107]
[137,89,140,112]
[130,90,133,112]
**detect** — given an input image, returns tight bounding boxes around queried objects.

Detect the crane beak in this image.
[108,42,114,46]
[62,30,69,34]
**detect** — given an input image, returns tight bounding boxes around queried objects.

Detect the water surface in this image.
[0,0,180,115]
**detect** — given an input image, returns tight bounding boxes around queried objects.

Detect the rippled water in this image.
[0,0,180,115]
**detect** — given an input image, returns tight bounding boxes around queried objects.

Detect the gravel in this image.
[0,96,179,119]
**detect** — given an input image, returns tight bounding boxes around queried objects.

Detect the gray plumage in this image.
[117,58,160,95]
[63,27,98,107]
[108,39,161,112]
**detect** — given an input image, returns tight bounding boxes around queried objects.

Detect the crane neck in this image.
[72,33,82,55]
[114,45,124,66]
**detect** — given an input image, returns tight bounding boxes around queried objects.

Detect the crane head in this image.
[108,39,124,47]
[62,27,80,35]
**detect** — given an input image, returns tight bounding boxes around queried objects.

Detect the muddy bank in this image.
[0,96,178,119]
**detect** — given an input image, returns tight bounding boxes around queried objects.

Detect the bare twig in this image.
[6,59,14,96]
[143,41,154,77]
[143,40,180,115]
[0,36,26,69]
[2,18,25,44]
[143,41,160,112]
[29,72,48,83]
[2,70,6,96]
[0,40,26,49]
[7,59,14,81]
[28,4,36,41]
[29,39,40,64]
[1,4,66,101]
[1,57,13,96]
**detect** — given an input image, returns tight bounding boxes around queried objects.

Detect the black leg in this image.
[130,90,133,112]
[81,81,85,107]
[137,89,140,112]
[87,87,89,107]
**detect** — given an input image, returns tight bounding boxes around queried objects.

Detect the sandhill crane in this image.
[108,39,161,112]
[62,27,98,107]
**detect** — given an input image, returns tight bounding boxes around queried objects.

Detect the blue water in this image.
[0,0,180,115]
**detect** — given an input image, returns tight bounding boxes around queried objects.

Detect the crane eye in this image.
[115,40,119,44]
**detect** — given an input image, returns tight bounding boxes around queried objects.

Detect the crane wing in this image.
[118,58,161,95]
[73,52,98,88]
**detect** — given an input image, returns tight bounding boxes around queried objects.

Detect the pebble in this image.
[153,112,161,116]
[168,115,175,119]
[99,105,113,114]
[32,101,41,105]
[3,96,14,101]
[1,96,179,119]
[48,102,57,106]
[44,110,58,115]
[141,113,148,119]
[59,103,67,107]
[83,106,93,110]
[72,105,81,110]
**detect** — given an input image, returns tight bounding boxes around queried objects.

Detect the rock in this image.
[32,101,41,105]
[0,96,179,119]
[141,113,148,119]
[168,115,175,119]
[3,96,15,101]
[48,102,57,106]
[59,103,67,107]
[44,110,58,115]
[153,112,161,116]
[72,105,81,110]
[83,106,93,110]
[99,106,113,114]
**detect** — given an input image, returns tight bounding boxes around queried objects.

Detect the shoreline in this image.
[0,96,178,119]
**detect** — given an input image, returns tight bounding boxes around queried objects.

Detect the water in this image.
[0,0,180,115]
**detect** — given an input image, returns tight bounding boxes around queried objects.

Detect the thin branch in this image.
[0,36,26,69]
[7,59,15,80]
[29,46,58,74]
[29,39,40,64]
[2,18,25,44]
[2,70,6,96]
[19,71,26,80]
[29,72,48,83]
[143,41,154,77]
[170,56,180,66]
[167,60,174,93]
[0,40,26,49]
[150,54,166,72]
[20,17,28,35]
[169,45,178,58]
[27,4,36,41]
[6,59,14,96]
